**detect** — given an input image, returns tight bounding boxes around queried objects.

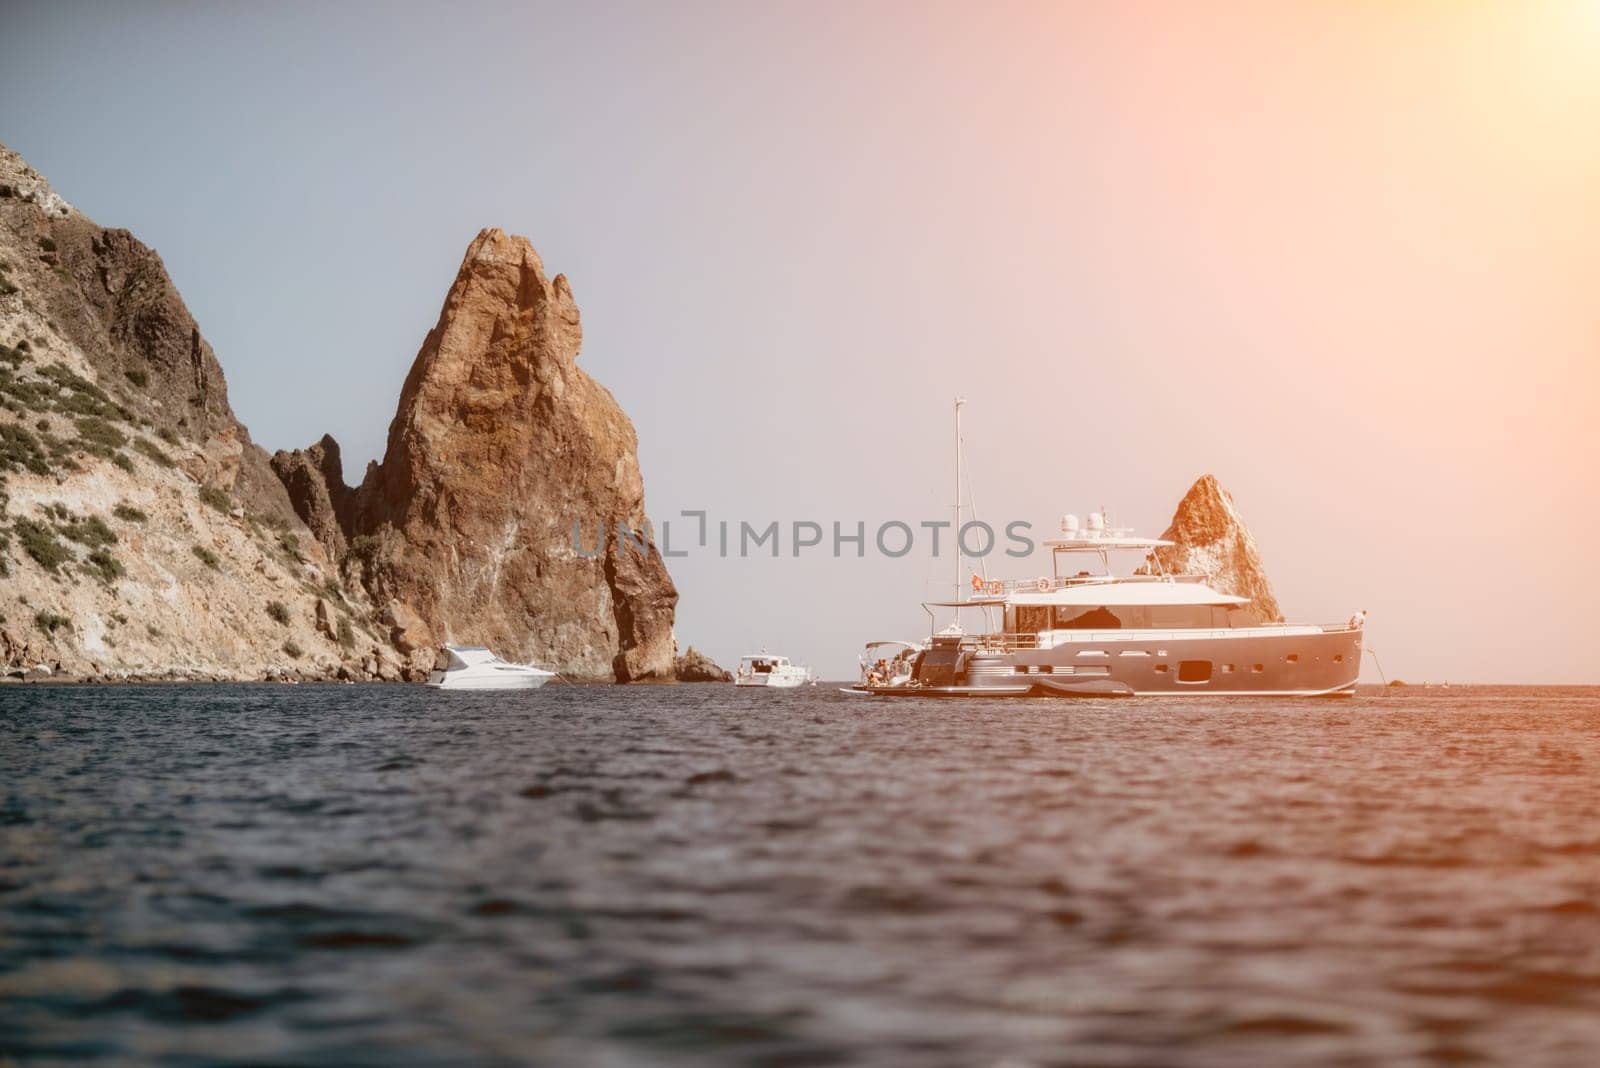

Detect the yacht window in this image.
[1017,606,1053,634]
[1147,605,1220,629]
[1052,605,1234,630]
[1333,654,1343,664]
[1178,660,1212,683]
[1251,663,1264,673]
[1221,663,1235,673]
[1153,664,1169,673]
[1285,654,1299,664]
[1057,606,1121,629]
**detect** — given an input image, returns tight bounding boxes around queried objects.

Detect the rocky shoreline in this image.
[2,670,723,685]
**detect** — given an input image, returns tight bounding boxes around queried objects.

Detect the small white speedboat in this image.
[734,653,814,689]
[426,645,555,690]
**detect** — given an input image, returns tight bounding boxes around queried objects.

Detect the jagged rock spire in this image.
[1146,475,1284,623]
[274,228,679,681]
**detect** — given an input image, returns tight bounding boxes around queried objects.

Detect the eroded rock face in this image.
[270,435,356,560]
[380,600,433,657]
[276,229,679,681]
[674,646,732,683]
[1145,475,1284,623]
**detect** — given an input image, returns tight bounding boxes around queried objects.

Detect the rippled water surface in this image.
[3,684,1600,1066]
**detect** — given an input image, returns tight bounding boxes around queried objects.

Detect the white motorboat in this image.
[426,645,555,690]
[734,653,813,689]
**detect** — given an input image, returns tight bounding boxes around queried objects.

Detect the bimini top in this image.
[931,580,1247,609]
[1008,580,1246,608]
[741,654,791,665]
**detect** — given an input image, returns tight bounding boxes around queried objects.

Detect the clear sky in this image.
[4,1,1597,681]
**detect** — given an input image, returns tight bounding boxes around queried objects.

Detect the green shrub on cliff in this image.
[36,364,120,421]
[266,600,291,625]
[199,485,231,513]
[83,547,124,584]
[13,517,68,572]
[0,422,51,475]
[74,416,127,459]
[132,437,175,468]
[34,609,70,633]
[191,544,220,570]
[283,639,303,660]
[113,502,148,523]
[59,513,116,549]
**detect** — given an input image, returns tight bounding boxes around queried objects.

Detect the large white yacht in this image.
[851,512,1362,698]
[734,653,814,689]
[426,645,555,690]
[848,400,1364,698]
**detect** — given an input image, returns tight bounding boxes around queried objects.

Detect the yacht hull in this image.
[735,675,805,689]
[426,672,552,690]
[854,626,1362,698]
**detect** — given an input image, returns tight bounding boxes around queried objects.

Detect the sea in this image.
[2,683,1598,1067]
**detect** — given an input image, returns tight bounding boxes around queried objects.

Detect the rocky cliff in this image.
[0,141,393,680]
[1144,475,1284,623]
[272,229,680,682]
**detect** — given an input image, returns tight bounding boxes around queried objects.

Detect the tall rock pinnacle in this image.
[1145,475,1284,623]
[274,228,679,680]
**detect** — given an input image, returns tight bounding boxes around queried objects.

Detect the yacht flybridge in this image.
[847,402,1364,698]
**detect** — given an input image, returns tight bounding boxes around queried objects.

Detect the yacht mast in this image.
[954,396,965,611]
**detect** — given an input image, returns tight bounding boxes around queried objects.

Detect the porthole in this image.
[1221,663,1235,674]
[1286,653,1299,664]
[1177,660,1212,683]
[1333,654,1343,664]
[1251,663,1264,673]
[1154,664,1169,674]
